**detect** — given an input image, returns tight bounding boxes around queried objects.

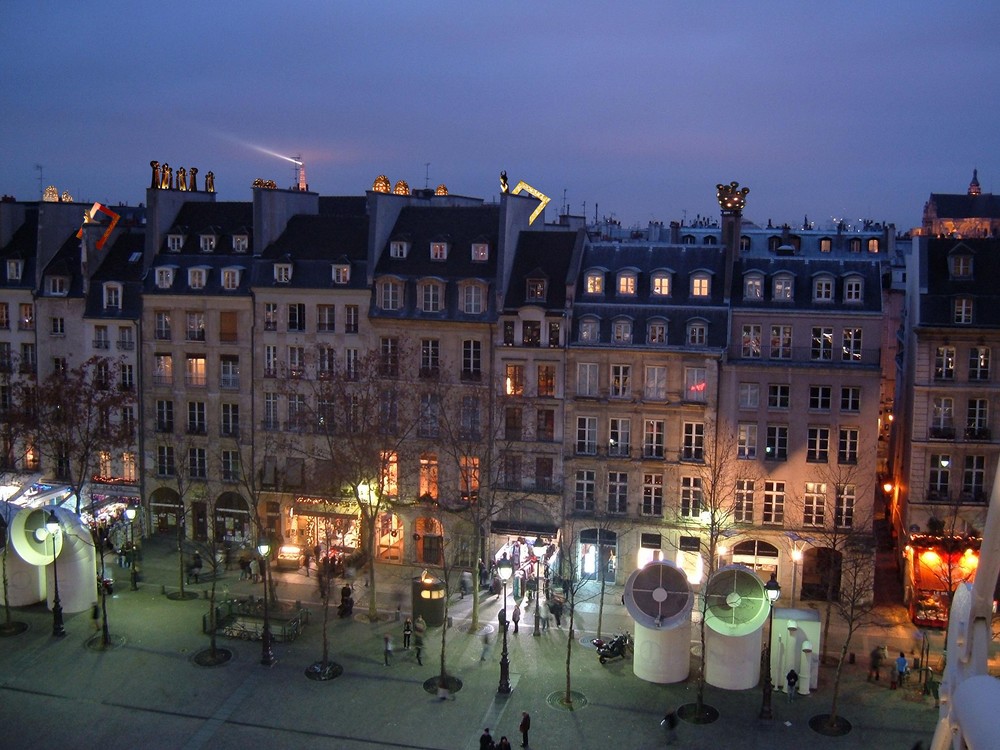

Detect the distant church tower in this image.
[968,168,981,196]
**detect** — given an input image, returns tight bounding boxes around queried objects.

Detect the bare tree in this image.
[554,517,590,708]
[25,356,135,647]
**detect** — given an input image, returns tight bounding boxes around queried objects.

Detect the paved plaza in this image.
[0,537,970,749]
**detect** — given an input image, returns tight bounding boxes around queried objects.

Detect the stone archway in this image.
[214,492,251,544]
[414,516,443,565]
[149,486,182,535]
[579,528,617,582]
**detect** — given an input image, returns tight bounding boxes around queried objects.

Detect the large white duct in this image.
[44,508,96,614]
[624,561,694,683]
[703,565,771,690]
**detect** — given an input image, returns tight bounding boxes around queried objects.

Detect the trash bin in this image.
[412,570,446,627]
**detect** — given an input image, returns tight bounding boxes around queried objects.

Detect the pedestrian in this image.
[550,598,563,627]
[481,632,492,661]
[895,651,908,687]
[660,706,679,745]
[403,617,412,648]
[248,557,259,584]
[303,550,311,578]
[512,603,521,634]
[518,711,530,748]
[497,737,512,750]
[383,634,393,666]
[415,615,426,665]
[786,668,799,700]
[869,645,885,681]
[540,601,550,631]
[480,727,495,750]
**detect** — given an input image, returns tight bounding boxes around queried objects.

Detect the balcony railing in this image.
[929,426,956,440]
[117,339,135,351]
[965,427,992,441]
[219,375,240,389]
[152,375,172,386]
[93,339,110,349]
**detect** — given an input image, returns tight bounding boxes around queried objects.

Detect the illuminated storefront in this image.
[904,534,981,628]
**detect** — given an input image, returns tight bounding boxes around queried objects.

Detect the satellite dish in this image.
[10,507,65,566]
[703,564,770,636]
[624,561,693,629]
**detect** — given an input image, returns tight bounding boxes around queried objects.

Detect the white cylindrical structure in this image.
[624,561,694,684]
[798,641,813,695]
[0,548,45,606]
[44,508,95,614]
[705,627,763,689]
[633,618,692,683]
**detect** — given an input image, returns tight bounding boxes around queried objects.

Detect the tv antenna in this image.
[424,162,430,189]
[35,164,43,199]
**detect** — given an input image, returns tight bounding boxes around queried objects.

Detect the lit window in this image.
[618,273,637,296]
[691,273,710,297]
[867,238,879,253]
[332,264,350,284]
[526,279,546,300]
[585,271,604,294]
[274,264,292,283]
[685,368,707,402]
[430,242,448,260]
[819,237,832,253]
[155,268,174,289]
[651,273,671,296]
[741,325,762,358]
[471,243,489,261]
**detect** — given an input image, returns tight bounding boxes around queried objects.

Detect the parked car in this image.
[275,544,304,570]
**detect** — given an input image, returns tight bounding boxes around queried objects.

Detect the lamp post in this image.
[258,538,276,666]
[45,511,65,637]
[125,506,138,591]
[531,537,546,637]
[759,572,781,719]
[497,555,513,694]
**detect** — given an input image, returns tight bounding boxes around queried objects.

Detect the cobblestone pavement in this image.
[2,535,989,750]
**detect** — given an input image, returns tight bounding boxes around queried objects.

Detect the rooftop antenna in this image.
[293,155,307,191]
[35,164,43,199]
[562,188,567,215]
[424,162,430,189]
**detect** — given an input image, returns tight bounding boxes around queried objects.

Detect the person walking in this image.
[497,737,512,750]
[894,651,908,688]
[480,632,492,662]
[403,617,412,649]
[248,557,259,584]
[383,634,393,666]
[549,598,563,627]
[660,706,679,745]
[414,614,426,666]
[511,603,521,634]
[540,601,550,631]
[518,711,530,748]
[479,728,495,750]
[869,645,885,681]
[786,668,799,700]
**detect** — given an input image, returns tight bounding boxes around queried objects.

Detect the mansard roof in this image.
[161,201,253,252]
[40,235,86,297]
[927,193,1000,220]
[733,256,883,312]
[0,207,38,288]
[254,213,369,290]
[503,230,580,311]
[85,229,145,318]
[920,237,1000,328]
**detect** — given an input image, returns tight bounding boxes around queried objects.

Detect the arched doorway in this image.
[214,492,251,544]
[800,547,843,601]
[732,539,779,576]
[376,512,403,562]
[149,487,182,535]
[414,517,443,565]
[579,528,617,583]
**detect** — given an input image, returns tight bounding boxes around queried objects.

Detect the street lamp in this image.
[125,506,138,591]
[759,572,781,719]
[45,511,65,637]
[531,537,546,637]
[258,538,276,666]
[497,555,513,694]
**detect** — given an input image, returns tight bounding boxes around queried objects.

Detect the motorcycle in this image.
[592,632,632,664]
[98,576,114,596]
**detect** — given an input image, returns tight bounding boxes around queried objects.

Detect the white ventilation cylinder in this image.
[42,508,96,614]
[705,626,763,689]
[624,561,694,684]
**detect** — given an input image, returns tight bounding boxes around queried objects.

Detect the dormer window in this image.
[332,264,350,284]
[47,276,68,296]
[463,283,484,314]
[950,255,973,279]
[691,272,710,297]
[813,275,834,301]
[585,271,604,294]
[844,276,863,302]
[420,280,443,312]
[103,283,121,310]
[389,241,409,259]
[471,243,489,262]
[743,274,763,300]
[222,268,240,290]
[155,267,174,289]
[773,275,794,299]
[274,264,292,283]
[612,319,632,344]
[867,238,880,253]
[526,279,547,301]
[849,238,862,253]
[430,242,449,261]
[377,278,402,310]
[651,272,671,296]
[6,259,23,282]
[232,235,248,253]
[579,318,599,343]
[819,237,832,252]
[618,272,637,296]
[167,234,184,252]
[188,269,206,289]
[954,296,973,324]
[199,234,216,253]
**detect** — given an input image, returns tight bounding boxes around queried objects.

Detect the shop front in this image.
[904,534,981,628]
[214,492,252,544]
[288,496,360,557]
[84,482,142,529]
[149,487,182,535]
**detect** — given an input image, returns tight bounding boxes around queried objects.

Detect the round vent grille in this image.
[10,507,65,566]
[624,561,693,629]
[703,564,769,636]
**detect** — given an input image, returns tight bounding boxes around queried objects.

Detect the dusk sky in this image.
[2,2,998,232]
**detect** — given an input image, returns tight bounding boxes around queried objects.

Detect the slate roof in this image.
[919,237,1000,328]
[502,230,580,312]
[85,229,146,319]
[927,193,1000,220]
[732,256,883,313]
[0,207,38,289]
[161,201,253,253]
[318,196,368,217]
[40,235,87,298]
[254,213,370,291]
[570,243,730,349]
